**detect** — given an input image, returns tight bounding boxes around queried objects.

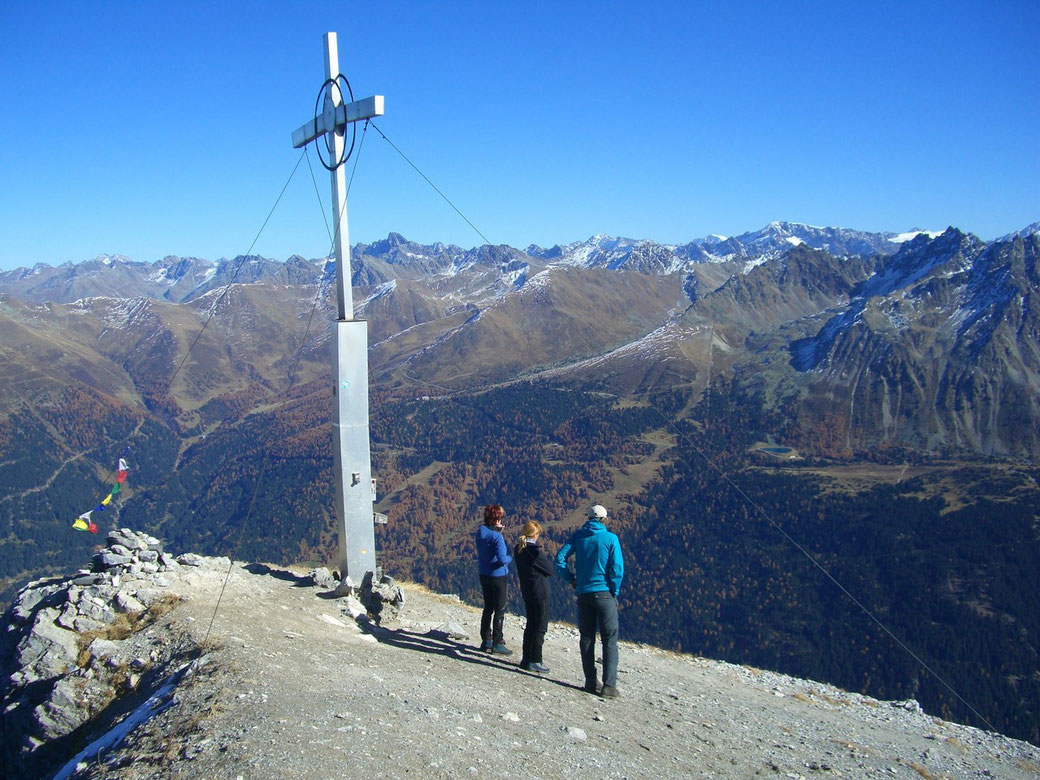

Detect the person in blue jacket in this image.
[555,503,624,698]
[475,504,513,655]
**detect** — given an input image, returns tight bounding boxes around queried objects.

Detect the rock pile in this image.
[359,570,406,624]
[0,528,205,778]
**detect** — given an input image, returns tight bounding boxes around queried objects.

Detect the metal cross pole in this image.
[291,32,384,583]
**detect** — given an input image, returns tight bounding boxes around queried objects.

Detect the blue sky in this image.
[1,1,1037,270]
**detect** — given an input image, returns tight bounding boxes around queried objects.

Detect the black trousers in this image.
[479,574,508,644]
[578,591,619,687]
[521,594,549,663]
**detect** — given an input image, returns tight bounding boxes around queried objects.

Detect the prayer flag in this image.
[71,454,129,533]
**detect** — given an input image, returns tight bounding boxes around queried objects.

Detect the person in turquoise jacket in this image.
[555,504,624,698]
[475,504,513,655]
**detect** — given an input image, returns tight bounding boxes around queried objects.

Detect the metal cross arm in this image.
[292,95,385,149]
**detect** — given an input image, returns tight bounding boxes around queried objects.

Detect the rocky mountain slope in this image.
[3,531,1039,779]
[784,230,1040,454]
[3,222,1039,453]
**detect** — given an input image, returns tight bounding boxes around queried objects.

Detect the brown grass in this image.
[907,761,938,779]
[1014,757,1040,774]
[76,594,184,668]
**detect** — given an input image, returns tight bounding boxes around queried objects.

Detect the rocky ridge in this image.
[2,531,1039,779]
[0,221,951,306]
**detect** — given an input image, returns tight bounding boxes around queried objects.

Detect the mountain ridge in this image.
[3,536,1039,779]
[0,220,991,306]
[3,224,1039,455]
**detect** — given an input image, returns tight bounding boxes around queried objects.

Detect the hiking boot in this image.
[480,640,493,652]
[491,644,513,656]
[583,682,600,695]
[600,685,619,699]
[528,662,550,674]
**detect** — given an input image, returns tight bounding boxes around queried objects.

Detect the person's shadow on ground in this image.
[357,620,591,696]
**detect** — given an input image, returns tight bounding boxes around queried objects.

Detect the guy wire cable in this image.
[205,133,372,642]
[358,121,1000,725]
[394,367,998,734]
[115,113,989,735]
[30,151,309,555]
[323,124,1001,730]
[370,122,494,248]
[164,149,308,401]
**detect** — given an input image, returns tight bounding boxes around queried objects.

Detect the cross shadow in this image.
[356,620,591,695]
[242,562,331,590]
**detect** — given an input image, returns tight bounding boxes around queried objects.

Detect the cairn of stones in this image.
[359,571,406,624]
[0,528,205,777]
[0,527,405,777]
[306,566,405,624]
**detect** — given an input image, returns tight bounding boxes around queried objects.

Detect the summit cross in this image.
[291,32,384,319]
[290,32,385,584]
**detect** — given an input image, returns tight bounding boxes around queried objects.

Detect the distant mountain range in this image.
[1,221,952,305]
[1,220,1039,456]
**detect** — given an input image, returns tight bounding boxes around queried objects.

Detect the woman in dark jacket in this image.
[515,520,554,673]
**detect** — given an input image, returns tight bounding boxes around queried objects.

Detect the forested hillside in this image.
[2,367,1039,745]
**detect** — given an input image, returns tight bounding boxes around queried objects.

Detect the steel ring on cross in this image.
[313,74,356,171]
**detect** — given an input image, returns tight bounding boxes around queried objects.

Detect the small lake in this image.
[759,446,793,455]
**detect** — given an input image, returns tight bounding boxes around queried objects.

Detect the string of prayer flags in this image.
[72,511,98,534]
[72,456,130,533]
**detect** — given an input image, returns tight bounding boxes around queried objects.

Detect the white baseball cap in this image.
[588,504,608,519]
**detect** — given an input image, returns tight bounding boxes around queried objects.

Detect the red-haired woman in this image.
[515,520,554,673]
[475,504,513,655]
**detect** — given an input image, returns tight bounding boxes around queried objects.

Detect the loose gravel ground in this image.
[68,559,1040,779]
